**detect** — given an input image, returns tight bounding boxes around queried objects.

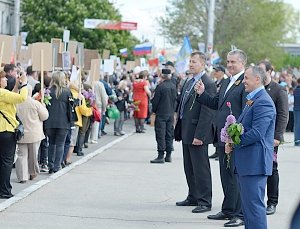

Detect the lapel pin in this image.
[235,80,241,86]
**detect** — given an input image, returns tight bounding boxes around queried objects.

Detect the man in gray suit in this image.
[195,49,248,227]
[175,51,216,213]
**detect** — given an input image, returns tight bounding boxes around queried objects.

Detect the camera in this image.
[162,68,171,75]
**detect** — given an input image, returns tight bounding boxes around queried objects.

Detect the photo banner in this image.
[84,19,137,30]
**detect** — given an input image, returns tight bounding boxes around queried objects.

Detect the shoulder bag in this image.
[0,111,24,141]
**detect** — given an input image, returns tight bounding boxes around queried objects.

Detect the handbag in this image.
[0,111,24,141]
[92,106,101,122]
[68,96,79,127]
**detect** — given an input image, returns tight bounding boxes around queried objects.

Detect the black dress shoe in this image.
[77,152,84,156]
[192,205,211,213]
[165,156,172,162]
[266,204,276,215]
[176,199,198,206]
[0,194,14,199]
[150,157,165,163]
[224,217,244,227]
[208,211,232,220]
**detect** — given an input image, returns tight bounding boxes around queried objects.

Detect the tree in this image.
[158,0,208,48]
[21,0,139,55]
[158,0,298,67]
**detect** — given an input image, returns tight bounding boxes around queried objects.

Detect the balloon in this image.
[107,106,120,120]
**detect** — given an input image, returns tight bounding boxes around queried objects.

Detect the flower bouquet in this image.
[44,88,52,106]
[129,100,141,111]
[220,102,244,168]
[82,89,96,107]
[33,88,52,106]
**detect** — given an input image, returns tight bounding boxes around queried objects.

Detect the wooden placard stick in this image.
[40,49,44,103]
[78,67,82,105]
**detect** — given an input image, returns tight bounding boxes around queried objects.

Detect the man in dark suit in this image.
[150,69,178,163]
[195,49,247,227]
[258,60,289,215]
[227,65,276,228]
[175,51,216,213]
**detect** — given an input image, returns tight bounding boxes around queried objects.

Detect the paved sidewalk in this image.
[0,122,299,228]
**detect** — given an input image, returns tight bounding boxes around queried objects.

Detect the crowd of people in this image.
[1,48,300,228]
[0,62,179,200]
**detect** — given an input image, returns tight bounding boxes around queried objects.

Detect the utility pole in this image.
[14,0,20,36]
[206,0,215,54]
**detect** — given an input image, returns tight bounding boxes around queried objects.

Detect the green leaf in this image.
[237,124,242,133]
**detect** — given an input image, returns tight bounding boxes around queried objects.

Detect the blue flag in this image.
[175,35,192,73]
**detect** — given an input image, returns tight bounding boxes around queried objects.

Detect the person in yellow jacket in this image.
[0,70,28,199]
[64,80,92,164]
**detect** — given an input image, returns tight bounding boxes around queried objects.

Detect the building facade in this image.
[0,0,14,35]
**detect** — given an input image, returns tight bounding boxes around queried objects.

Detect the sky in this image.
[114,0,300,49]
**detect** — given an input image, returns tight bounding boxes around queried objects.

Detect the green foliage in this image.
[157,0,207,48]
[227,123,243,145]
[282,54,300,68]
[158,0,299,67]
[21,0,139,54]
[44,95,52,106]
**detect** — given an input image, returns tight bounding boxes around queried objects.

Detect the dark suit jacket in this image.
[265,81,289,142]
[44,87,72,130]
[235,89,276,176]
[197,74,247,146]
[215,78,225,93]
[177,73,216,145]
[151,79,177,116]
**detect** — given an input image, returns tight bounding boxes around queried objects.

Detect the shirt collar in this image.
[246,85,265,100]
[193,70,205,81]
[231,70,245,81]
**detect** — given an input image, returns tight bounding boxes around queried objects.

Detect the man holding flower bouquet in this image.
[225,65,276,229]
[195,49,247,227]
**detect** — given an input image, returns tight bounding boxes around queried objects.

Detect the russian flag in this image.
[119,48,128,57]
[133,42,152,56]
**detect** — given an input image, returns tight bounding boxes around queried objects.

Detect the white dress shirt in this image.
[224,70,244,96]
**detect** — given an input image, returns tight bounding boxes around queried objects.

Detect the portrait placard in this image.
[103,59,114,75]
[67,40,78,59]
[90,59,101,83]
[84,49,99,70]
[77,42,84,68]
[62,51,71,70]
[126,61,135,71]
[102,49,110,59]
[0,34,15,64]
[31,42,52,71]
